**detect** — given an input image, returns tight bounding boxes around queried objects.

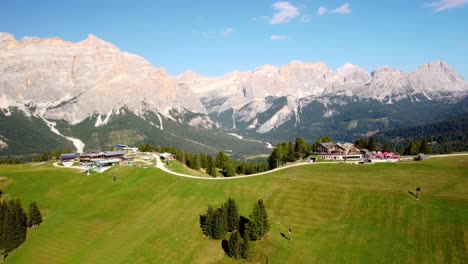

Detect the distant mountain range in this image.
[1,33,467,156]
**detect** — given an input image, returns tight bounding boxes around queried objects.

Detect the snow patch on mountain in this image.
[0,94,32,117]
[94,110,113,127]
[0,135,8,150]
[39,116,85,153]
[156,113,164,130]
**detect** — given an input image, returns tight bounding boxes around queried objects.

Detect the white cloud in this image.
[317,7,328,16]
[269,2,300,24]
[425,0,468,12]
[271,35,288,40]
[330,3,352,14]
[223,28,233,37]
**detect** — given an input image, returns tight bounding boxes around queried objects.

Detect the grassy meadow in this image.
[0,156,467,263]
[166,160,211,177]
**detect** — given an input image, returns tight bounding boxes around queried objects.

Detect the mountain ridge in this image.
[1,32,468,154]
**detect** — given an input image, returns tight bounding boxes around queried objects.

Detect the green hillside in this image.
[375,113,468,153]
[55,110,269,157]
[0,109,74,156]
[0,156,467,263]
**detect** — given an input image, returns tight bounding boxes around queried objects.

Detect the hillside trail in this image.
[152,153,338,180]
[49,153,468,180]
[151,153,468,180]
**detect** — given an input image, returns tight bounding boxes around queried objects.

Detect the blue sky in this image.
[1,0,467,77]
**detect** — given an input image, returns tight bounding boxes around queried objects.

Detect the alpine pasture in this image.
[0,156,467,263]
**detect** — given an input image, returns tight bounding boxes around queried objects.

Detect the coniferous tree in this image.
[294,137,309,159]
[14,200,27,248]
[287,141,296,162]
[209,161,217,177]
[223,162,236,177]
[240,230,252,259]
[227,231,242,259]
[383,143,391,152]
[224,198,240,232]
[247,199,270,240]
[194,154,201,170]
[236,163,246,175]
[368,136,380,151]
[354,137,368,149]
[199,154,208,169]
[200,206,214,237]
[268,143,288,169]
[206,155,217,177]
[1,200,27,261]
[215,152,229,169]
[211,207,228,239]
[404,141,419,155]
[419,138,432,154]
[0,201,7,258]
[28,201,43,228]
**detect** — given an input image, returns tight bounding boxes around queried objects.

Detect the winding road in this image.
[152,153,337,180]
[51,153,468,180]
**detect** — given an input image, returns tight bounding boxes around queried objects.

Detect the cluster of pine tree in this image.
[214,152,236,177]
[402,138,432,155]
[1,150,66,164]
[199,198,270,259]
[0,199,42,261]
[354,136,382,151]
[32,149,68,162]
[139,144,216,174]
[235,162,269,175]
[374,113,468,154]
[268,138,311,169]
[354,136,433,155]
[0,157,22,164]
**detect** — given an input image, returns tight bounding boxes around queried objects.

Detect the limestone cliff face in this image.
[176,60,468,133]
[0,33,205,124]
[1,32,467,136]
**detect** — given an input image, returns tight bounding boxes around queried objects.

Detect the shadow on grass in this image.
[222,239,229,255]
[408,191,419,199]
[280,233,290,240]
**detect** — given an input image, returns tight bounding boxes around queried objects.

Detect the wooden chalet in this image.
[315,142,363,161]
[160,152,176,161]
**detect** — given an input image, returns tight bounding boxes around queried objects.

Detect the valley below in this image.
[0,156,466,263]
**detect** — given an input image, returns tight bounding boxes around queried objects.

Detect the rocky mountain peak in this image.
[0,32,15,42]
[0,32,16,48]
[0,32,206,124]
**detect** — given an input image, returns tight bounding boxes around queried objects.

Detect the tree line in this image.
[139,144,273,177]
[0,194,43,261]
[199,198,270,259]
[268,138,310,169]
[373,113,468,154]
[354,136,432,155]
[0,149,70,164]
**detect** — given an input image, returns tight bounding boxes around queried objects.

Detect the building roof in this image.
[417,153,430,160]
[160,152,175,158]
[104,151,125,157]
[320,142,335,149]
[81,152,103,158]
[80,151,125,158]
[337,142,355,149]
[60,153,76,160]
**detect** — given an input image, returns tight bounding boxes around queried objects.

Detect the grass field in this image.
[0,156,467,263]
[166,160,211,177]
